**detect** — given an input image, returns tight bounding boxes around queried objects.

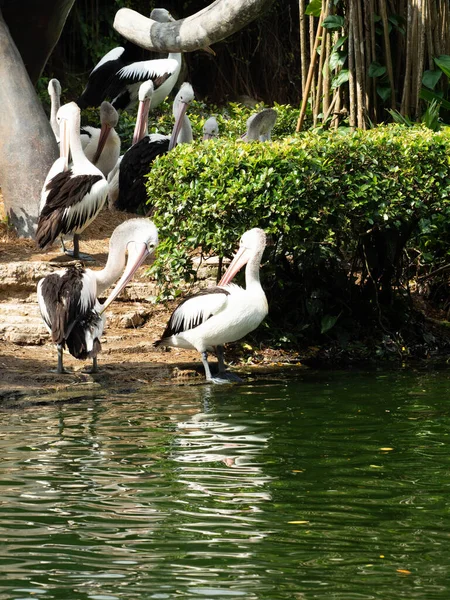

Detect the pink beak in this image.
[132,98,150,145]
[218,245,250,286]
[168,101,189,151]
[99,242,150,315]
[92,123,112,164]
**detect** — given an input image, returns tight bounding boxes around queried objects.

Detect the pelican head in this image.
[56,102,80,165]
[169,82,195,151]
[48,78,61,99]
[202,116,219,140]
[100,219,158,314]
[132,80,155,145]
[92,102,119,164]
[218,228,267,286]
[244,108,277,142]
[150,8,175,23]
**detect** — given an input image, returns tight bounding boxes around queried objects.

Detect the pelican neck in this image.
[95,237,128,294]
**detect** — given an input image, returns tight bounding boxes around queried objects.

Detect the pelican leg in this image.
[201,351,233,385]
[85,356,98,374]
[64,234,95,262]
[51,344,68,374]
[216,346,243,383]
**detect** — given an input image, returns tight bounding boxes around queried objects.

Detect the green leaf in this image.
[323,15,345,29]
[376,85,391,101]
[329,50,347,71]
[331,69,349,88]
[332,35,348,52]
[422,69,443,90]
[434,55,450,78]
[369,62,387,78]
[305,0,322,16]
[321,314,340,334]
[420,87,450,110]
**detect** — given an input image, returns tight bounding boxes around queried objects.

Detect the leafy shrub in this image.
[145,124,450,352]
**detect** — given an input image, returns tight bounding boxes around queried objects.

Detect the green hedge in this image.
[145,124,450,351]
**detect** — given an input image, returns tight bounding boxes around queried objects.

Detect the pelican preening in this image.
[154,228,268,384]
[36,102,108,259]
[243,108,278,141]
[77,9,183,112]
[80,101,121,177]
[113,82,195,213]
[38,219,158,374]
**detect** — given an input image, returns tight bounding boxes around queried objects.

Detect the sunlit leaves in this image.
[305,0,322,17]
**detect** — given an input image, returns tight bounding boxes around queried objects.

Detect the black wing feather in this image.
[115,137,170,213]
[36,171,103,248]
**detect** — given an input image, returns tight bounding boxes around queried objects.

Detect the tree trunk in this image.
[0,0,75,83]
[0,8,58,237]
[113,0,275,52]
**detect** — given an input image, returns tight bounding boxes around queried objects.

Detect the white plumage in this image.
[37,218,158,373]
[155,228,268,383]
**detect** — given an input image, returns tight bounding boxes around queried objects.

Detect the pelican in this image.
[36,102,108,260]
[243,108,277,141]
[107,80,156,209]
[48,78,61,142]
[154,228,268,384]
[202,116,219,140]
[80,101,121,177]
[37,218,158,374]
[114,82,195,213]
[77,8,184,112]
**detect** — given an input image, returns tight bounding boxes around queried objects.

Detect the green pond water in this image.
[1,370,450,599]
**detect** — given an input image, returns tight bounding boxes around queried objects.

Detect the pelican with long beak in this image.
[37,218,158,374]
[81,101,121,177]
[154,228,268,383]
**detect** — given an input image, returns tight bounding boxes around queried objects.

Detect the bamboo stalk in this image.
[353,0,366,128]
[348,0,356,129]
[299,0,307,97]
[322,22,331,117]
[379,0,396,111]
[314,0,329,126]
[296,10,325,132]
[414,0,425,118]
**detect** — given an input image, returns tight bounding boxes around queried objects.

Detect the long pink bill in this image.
[92,123,112,164]
[218,246,250,287]
[99,242,150,315]
[168,101,189,151]
[132,98,150,145]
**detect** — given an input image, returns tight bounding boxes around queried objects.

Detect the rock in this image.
[118,308,150,329]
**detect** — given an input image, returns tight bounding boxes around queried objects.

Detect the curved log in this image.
[0,8,58,237]
[114,0,275,52]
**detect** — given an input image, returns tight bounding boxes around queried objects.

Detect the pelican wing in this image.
[115,136,169,212]
[36,171,107,248]
[160,288,231,339]
[114,58,178,88]
[37,266,97,345]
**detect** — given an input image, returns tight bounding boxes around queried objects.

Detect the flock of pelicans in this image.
[35,8,276,383]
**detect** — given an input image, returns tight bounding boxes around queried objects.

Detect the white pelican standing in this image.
[36,102,108,259]
[77,8,186,112]
[243,108,277,141]
[38,218,158,374]
[114,82,195,213]
[154,228,268,383]
[80,101,121,177]
[48,78,61,142]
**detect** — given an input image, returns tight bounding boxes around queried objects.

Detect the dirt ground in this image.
[0,204,303,407]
